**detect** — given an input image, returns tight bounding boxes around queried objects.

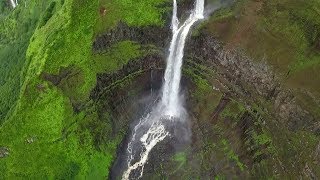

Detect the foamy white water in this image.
[9,0,17,8]
[161,0,204,117]
[122,120,169,179]
[122,0,204,179]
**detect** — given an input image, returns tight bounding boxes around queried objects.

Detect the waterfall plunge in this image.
[122,0,204,179]
[9,0,18,8]
[161,0,204,117]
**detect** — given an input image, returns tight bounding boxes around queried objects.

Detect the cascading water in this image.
[161,0,204,117]
[122,0,204,179]
[9,0,18,8]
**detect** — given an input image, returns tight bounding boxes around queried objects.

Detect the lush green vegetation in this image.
[221,139,245,171]
[220,99,245,120]
[0,0,53,122]
[96,0,169,34]
[0,1,10,15]
[1,0,319,178]
[261,0,320,71]
[184,59,221,113]
[0,0,167,178]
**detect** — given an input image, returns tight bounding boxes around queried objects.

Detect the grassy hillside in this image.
[203,0,320,177]
[205,0,320,125]
[0,0,168,178]
[207,0,320,96]
[0,0,319,178]
[0,0,52,122]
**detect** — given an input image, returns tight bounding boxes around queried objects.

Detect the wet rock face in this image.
[90,0,319,178]
[187,33,275,98]
[111,119,193,180]
[92,0,197,53]
[41,66,84,112]
[91,54,165,101]
[177,0,195,20]
[91,54,166,135]
[93,23,171,53]
[91,50,195,179]
[186,32,317,132]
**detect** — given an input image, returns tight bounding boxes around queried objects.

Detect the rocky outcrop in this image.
[92,0,197,53]
[93,23,170,53]
[186,32,318,132]
[89,0,320,178]
[91,53,165,101]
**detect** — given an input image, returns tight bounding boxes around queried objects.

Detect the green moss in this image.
[22,0,98,102]
[193,120,249,176]
[220,99,245,120]
[93,41,142,73]
[0,0,168,178]
[215,174,226,180]
[101,70,145,95]
[0,1,10,14]
[184,63,223,124]
[95,0,169,35]
[268,127,319,177]
[184,67,213,101]
[0,82,120,178]
[0,0,57,122]
[171,152,187,174]
[116,0,168,27]
[221,139,246,171]
[252,132,271,146]
[210,6,234,22]
[206,0,320,95]
[39,1,57,27]
[1,85,70,178]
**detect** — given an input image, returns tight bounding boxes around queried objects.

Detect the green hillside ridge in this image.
[0,0,319,178]
[207,0,320,98]
[0,0,167,178]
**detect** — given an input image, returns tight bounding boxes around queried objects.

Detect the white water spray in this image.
[122,0,204,179]
[161,0,204,117]
[9,0,18,8]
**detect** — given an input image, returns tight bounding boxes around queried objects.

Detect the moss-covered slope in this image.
[0,0,168,178]
[0,0,319,179]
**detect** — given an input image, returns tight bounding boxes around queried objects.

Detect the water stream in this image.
[122,0,204,179]
[9,0,18,8]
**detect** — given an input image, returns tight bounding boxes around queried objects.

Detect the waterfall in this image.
[9,0,18,8]
[122,0,204,179]
[161,0,205,117]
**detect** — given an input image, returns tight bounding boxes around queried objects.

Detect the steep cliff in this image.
[0,0,319,179]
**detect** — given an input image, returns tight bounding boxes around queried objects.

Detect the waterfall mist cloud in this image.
[205,0,236,17]
[119,0,205,179]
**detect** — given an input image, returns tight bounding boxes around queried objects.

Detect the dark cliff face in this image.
[1,0,318,178]
[187,32,318,132]
[89,0,320,179]
[93,23,171,53]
